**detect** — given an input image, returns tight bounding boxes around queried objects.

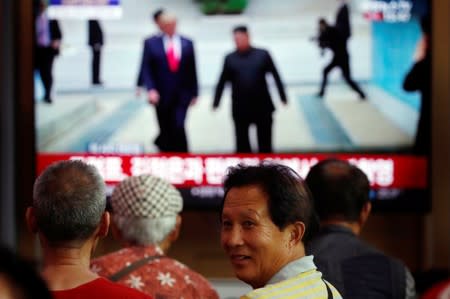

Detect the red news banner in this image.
[37,154,428,189]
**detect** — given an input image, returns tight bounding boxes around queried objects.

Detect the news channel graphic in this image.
[47,0,122,19]
[35,0,430,155]
[36,153,429,211]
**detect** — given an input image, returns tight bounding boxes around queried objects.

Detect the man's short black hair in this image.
[152,8,164,22]
[319,18,328,26]
[222,162,317,242]
[305,159,370,222]
[233,25,248,34]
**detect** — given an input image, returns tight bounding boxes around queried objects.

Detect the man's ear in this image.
[97,211,110,238]
[359,201,372,227]
[289,221,306,247]
[25,207,38,234]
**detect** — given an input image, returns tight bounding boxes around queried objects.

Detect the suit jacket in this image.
[49,20,62,41]
[213,47,287,120]
[88,19,103,46]
[335,3,351,41]
[141,34,198,105]
[319,25,348,58]
[307,225,416,299]
[36,19,61,55]
[50,20,61,55]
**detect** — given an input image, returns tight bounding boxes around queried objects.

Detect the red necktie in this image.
[166,40,179,72]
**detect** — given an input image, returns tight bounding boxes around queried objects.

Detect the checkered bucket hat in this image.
[110,175,183,218]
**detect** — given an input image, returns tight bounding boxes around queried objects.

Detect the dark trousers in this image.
[319,54,365,98]
[234,115,273,153]
[91,48,101,84]
[154,98,188,153]
[35,47,56,100]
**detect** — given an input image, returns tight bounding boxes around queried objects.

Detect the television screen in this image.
[34,0,430,211]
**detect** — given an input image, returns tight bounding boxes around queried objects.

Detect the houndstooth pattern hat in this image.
[110,175,183,218]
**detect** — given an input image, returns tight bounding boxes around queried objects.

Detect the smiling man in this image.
[220,163,342,299]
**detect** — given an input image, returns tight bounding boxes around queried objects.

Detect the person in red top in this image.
[91,174,219,299]
[26,160,151,299]
[421,279,450,299]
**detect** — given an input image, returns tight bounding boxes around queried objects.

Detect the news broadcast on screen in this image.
[34,0,430,210]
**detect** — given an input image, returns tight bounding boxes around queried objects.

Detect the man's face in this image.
[233,31,250,52]
[220,185,292,289]
[161,19,176,36]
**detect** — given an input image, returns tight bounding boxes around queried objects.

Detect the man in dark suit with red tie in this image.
[141,12,198,153]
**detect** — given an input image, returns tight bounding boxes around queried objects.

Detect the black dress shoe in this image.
[43,97,52,104]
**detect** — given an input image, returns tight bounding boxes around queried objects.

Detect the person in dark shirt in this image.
[316,18,365,100]
[88,19,104,85]
[305,159,416,299]
[335,0,351,44]
[34,0,62,103]
[403,15,431,155]
[213,25,287,153]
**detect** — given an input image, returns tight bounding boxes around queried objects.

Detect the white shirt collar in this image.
[267,255,317,285]
[163,34,181,58]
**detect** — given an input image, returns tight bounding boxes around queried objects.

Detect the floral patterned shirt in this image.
[91,245,219,299]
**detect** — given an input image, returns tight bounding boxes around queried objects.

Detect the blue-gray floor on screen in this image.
[298,94,353,148]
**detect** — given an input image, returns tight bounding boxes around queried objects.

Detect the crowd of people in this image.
[1,156,447,298]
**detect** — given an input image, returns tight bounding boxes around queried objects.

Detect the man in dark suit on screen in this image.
[316,19,365,100]
[141,12,198,153]
[34,0,62,104]
[88,19,104,86]
[213,25,287,153]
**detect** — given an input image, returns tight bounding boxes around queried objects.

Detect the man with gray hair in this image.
[26,160,151,299]
[91,175,219,299]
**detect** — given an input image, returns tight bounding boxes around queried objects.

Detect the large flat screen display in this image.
[34,0,430,211]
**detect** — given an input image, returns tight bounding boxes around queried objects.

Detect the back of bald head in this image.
[305,159,370,222]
